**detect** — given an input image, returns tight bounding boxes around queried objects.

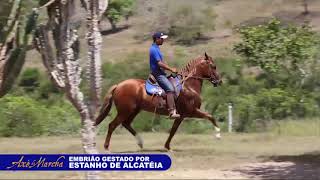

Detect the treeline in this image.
[204,19,320,132]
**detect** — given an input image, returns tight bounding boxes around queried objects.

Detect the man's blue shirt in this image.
[149,43,166,76]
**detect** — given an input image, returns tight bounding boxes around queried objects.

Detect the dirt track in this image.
[1,133,320,179]
[92,155,320,179]
[66,133,320,179]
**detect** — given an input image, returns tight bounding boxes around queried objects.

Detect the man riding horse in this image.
[95,32,223,151]
[149,32,180,119]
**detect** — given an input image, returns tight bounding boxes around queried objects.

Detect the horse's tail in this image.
[94,85,118,126]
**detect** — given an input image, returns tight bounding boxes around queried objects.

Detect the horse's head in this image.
[197,52,222,87]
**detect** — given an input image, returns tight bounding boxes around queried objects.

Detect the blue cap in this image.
[152,32,168,39]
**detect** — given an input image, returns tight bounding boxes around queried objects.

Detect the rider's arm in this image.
[150,47,177,73]
[158,61,177,73]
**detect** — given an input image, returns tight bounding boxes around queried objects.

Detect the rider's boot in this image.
[167,92,180,119]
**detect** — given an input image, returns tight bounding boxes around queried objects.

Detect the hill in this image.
[24,0,320,70]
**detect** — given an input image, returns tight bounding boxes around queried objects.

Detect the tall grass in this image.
[270,118,320,136]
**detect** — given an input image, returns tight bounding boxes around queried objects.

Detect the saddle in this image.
[145,74,182,97]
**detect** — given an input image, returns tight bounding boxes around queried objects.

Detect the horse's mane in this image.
[179,56,203,75]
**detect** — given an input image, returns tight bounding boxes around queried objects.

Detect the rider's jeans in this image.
[154,74,174,93]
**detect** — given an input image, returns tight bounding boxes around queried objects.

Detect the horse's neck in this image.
[180,60,203,94]
[183,76,203,95]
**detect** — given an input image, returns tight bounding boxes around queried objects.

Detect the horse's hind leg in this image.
[121,109,143,149]
[193,109,221,138]
[104,113,126,151]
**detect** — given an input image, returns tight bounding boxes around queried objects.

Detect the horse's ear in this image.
[204,52,209,60]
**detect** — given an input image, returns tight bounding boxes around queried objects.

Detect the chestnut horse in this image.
[95,52,222,151]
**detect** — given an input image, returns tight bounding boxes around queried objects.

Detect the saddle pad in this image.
[145,77,182,96]
[145,80,164,96]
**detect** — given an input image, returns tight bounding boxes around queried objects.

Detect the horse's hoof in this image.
[167,149,174,153]
[135,134,144,149]
[104,144,111,152]
[215,133,222,139]
[165,146,173,152]
[164,144,170,150]
[138,144,143,150]
[138,143,143,149]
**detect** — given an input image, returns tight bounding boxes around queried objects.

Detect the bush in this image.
[168,5,216,44]
[135,0,216,45]
[103,0,135,30]
[38,78,60,99]
[0,96,46,137]
[19,68,40,92]
[16,68,61,100]
[102,51,149,87]
[234,19,319,74]
[234,94,258,132]
[232,88,320,132]
[43,104,81,136]
[0,95,81,137]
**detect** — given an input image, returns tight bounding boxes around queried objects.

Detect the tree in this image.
[103,0,135,31]
[234,19,319,84]
[0,0,39,97]
[34,0,108,179]
[168,5,216,44]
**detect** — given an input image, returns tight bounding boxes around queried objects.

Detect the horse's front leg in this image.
[193,109,221,139]
[165,117,184,151]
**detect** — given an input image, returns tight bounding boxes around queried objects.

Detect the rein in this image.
[177,73,212,85]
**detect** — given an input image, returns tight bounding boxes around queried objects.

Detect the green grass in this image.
[270,118,320,136]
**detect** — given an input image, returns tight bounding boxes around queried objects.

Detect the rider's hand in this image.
[171,67,178,74]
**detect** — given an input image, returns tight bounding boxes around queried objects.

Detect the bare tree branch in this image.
[86,0,108,119]
[80,0,88,11]
[34,1,109,179]
[34,25,65,88]
[38,0,57,9]
[0,1,38,97]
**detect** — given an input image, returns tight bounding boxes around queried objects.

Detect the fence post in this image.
[228,103,233,133]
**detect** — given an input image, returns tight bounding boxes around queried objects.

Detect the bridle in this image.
[178,62,220,86]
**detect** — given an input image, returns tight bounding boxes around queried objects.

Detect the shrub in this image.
[43,104,81,136]
[135,0,216,45]
[234,19,319,75]
[0,96,46,137]
[232,88,320,132]
[103,0,135,30]
[102,51,149,87]
[19,68,40,92]
[234,94,258,132]
[0,95,81,137]
[168,5,216,44]
[38,78,60,99]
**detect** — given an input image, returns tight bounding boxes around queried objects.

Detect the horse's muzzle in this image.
[212,79,222,87]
